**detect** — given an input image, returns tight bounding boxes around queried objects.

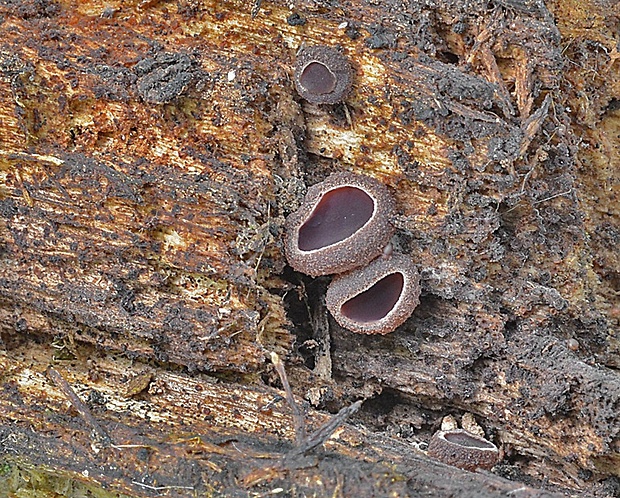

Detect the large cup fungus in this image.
[284,172,422,334]
[325,253,420,335]
[284,172,395,277]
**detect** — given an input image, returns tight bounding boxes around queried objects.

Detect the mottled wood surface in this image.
[0,0,618,496]
[1,343,567,497]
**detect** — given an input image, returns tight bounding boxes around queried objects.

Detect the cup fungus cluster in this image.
[294,46,353,104]
[284,172,421,335]
[427,429,500,472]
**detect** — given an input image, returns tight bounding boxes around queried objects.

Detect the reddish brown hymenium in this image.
[284,172,395,277]
[294,46,353,104]
[427,429,500,472]
[325,253,420,335]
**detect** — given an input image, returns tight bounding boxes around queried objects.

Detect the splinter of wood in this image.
[287,400,363,457]
[271,352,306,443]
[270,352,363,457]
[259,394,285,413]
[47,367,112,450]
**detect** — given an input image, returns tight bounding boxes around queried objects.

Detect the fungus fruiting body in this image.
[284,172,395,277]
[294,46,353,104]
[427,429,500,472]
[325,253,420,335]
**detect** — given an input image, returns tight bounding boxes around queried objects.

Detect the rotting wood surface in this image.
[0,0,619,496]
[0,343,565,497]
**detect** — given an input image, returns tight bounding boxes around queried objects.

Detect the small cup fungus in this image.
[284,172,395,277]
[427,429,500,472]
[294,46,353,104]
[325,253,420,335]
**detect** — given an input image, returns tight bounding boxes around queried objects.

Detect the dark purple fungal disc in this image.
[340,273,404,323]
[294,46,353,104]
[299,62,336,95]
[427,429,499,472]
[284,172,395,277]
[443,431,496,449]
[325,252,420,335]
[298,186,374,251]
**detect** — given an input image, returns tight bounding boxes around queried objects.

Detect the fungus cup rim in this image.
[298,60,337,95]
[296,183,378,255]
[294,45,353,104]
[427,429,500,472]
[325,252,420,334]
[284,172,395,277]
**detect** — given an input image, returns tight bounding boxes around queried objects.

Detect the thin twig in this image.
[47,367,112,451]
[131,481,195,491]
[532,188,573,204]
[288,400,363,457]
[259,395,284,413]
[270,352,306,443]
[271,352,363,457]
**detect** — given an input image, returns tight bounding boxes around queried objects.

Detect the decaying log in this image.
[0,343,568,497]
[0,0,619,496]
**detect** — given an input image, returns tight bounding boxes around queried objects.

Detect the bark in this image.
[0,0,619,496]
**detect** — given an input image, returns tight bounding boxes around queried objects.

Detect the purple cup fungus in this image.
[325,253,420,335]
[294,46,353,104]
[284,172,395,277]
[427,429,500,472]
